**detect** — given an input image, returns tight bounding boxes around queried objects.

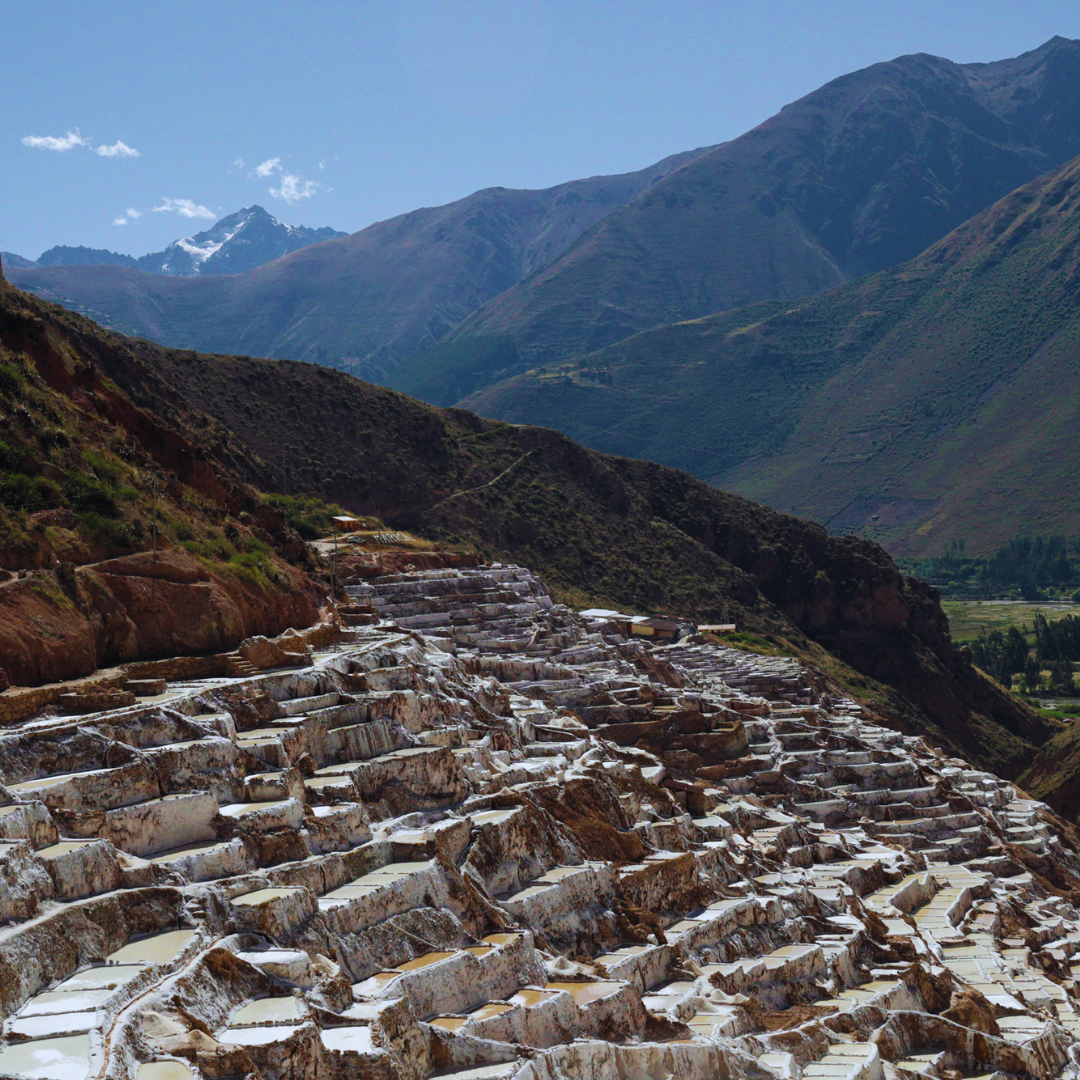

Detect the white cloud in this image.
[22,129,89,152]
[113,205,143,226]
[152,197,216,220]
[254,156,282,177]
[269,173,324,204]
[95,140,140,158]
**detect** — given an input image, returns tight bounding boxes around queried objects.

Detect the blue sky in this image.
[3,0,1080,260]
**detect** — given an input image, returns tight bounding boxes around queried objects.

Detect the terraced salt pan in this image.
[136,1063,193,1080]
[52,965,143,990]
[219,1023,306,1046]
[230,996,306,1026]
[320,1026,378,1053]
[5,563,1080,1080]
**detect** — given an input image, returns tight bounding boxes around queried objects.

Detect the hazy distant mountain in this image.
[0,252,38,270]
[38,246,138,269]
[134,206,346,276]
[9,148,713,379]
[394,36,1080,403]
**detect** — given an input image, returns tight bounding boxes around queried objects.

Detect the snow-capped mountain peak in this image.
[137,205,346,276]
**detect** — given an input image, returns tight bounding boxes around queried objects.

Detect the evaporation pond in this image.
[430,1016,468,1031]
[545,981,623,1005]
[470,1002,515,1020]
[21,989,113,1016]
[151,841,230,864]
[220,1024,305,1047]
[54,965,143,991]
[321,1027,376,1054]
[137,1062,193,1080]
[106,929,197,965]
[232,887,302,906]
[0,1033,91,1080]
[396,951,456,971]
[231,997,304,1026]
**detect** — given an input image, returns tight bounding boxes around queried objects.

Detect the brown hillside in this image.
[0,283,320,685]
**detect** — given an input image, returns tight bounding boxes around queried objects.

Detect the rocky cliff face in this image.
[610,459,1049,773]
[0,552,318,686]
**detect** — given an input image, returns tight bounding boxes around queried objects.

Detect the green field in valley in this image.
[943,600,1080,642]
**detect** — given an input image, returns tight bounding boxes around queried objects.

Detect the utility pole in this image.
[151,474,159,563]
[149,472,160,604]
[331,518,338,626]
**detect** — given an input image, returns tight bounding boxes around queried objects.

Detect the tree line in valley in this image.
[968,613,1080,695]
[907,535,1079,599]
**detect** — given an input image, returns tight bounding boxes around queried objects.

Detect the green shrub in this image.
[261,493,345,540]
[0,472,55,512]
[80,450,121,483]
[0,363,24,397]
[0,439,21,470]
[182,534,236,561]
[76,513,141,549]
[225,536,278,585]
[65,474,120,517]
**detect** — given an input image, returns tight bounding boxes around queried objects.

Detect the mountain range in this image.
[8,149,710,380]
[395,35,1080,402]
[11,38,1080,397]
[4,205,345,278]
[463,133,1080,557]
[7,37,1080,562]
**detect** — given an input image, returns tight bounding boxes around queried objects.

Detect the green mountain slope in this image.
[397,36,1080,404]
[463,151,1080,557]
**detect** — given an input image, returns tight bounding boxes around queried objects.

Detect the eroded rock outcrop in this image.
[0,551,318,686]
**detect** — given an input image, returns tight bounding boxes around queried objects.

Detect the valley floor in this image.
[0,564,1076,1080]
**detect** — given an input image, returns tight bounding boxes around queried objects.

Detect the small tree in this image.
[1023,654,1042,694]
[1051,658,1075,695]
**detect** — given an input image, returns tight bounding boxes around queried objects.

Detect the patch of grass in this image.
[227,537,278,585]
[0,472,59,513]
[65,473,120,517]
[261,493,346,540]
[181,534,237,561]
[717,631,789,656]
[0,361,25,397]
[28,573,74,611]
[76,513,141,549]
[80,449,122,484]
[1023,697,1080,721]
[0,439,21,470]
